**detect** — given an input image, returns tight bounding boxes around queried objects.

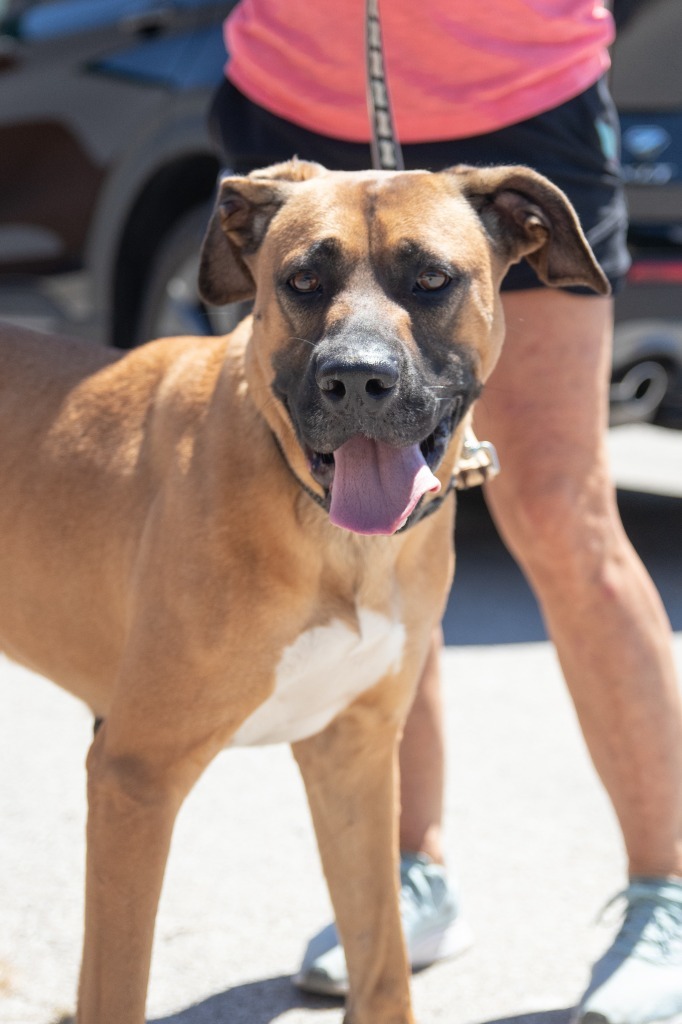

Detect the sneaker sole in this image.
[293,916,474,998]
[293,968,349,999]
[410,914,474,969]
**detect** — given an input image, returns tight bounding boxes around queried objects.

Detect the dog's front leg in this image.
[293,676,416,1024]
[76,723,197,1024]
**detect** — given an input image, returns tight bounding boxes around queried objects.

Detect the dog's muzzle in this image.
[275,340,477,537]
[309,353,466,535]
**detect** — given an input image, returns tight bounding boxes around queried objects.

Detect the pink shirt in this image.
[225,1,614,143]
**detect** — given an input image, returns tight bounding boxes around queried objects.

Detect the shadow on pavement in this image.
[151,975,336,1024]
[479,1013,574,1024]
[443,488,682,646]
[151,982,574,1024]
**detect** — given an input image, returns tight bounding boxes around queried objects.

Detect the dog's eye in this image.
[289,270,321,294]
[415,270,451,292]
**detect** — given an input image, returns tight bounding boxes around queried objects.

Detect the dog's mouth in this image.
[306,405,460,536]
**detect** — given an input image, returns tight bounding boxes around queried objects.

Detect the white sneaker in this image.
[574,878,682,1024]
[293,852,473,997]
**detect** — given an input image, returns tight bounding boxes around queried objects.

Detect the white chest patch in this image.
[230,608,406,746]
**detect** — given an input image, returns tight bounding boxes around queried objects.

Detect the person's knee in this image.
[487,472,624,591]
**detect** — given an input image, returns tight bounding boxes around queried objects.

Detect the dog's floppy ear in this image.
[449,164,611,295]
[199,160,328,306]
[198,177,286,305]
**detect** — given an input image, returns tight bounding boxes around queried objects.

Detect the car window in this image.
[2,0,231,43]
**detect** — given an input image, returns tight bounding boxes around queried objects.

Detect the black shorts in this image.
[209,76,630,293]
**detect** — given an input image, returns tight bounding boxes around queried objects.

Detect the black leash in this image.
[365,0,404,172]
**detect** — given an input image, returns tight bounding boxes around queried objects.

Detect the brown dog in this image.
[0,159,607,1024]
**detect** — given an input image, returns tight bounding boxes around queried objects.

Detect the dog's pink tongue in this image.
[329,436,441,535]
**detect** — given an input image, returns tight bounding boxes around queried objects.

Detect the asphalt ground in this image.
[1,423,681,1024]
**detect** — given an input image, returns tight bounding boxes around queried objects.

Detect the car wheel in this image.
[133,204,248,346]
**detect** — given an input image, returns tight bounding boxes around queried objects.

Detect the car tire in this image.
[132,204,248,346]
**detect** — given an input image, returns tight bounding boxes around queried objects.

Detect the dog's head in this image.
[199,159,608,536]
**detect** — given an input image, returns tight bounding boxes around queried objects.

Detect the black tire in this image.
[132,204,247,346]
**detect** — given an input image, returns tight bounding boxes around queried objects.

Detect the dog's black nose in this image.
[316,355,399,408]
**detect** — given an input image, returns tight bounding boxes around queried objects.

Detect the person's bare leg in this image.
[474,288,682,879]
[392,288,682,1022]
[398,627,446,864]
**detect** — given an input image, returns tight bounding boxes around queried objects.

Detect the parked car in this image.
[1,0,681,427]
[0,0,236,347]
[609,0,682,428]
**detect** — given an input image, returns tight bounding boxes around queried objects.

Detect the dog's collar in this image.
[271,432,455,534]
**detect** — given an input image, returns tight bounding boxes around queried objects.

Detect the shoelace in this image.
[601,882,682,964]
[398,856,449,924]
[399,859,431,911]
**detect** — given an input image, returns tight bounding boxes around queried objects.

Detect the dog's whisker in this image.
[288,335,316,348]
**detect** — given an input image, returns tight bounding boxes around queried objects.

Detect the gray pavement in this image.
[1,424,681,1024]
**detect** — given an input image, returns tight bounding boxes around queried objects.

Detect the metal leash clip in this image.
[454,428,501,490]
